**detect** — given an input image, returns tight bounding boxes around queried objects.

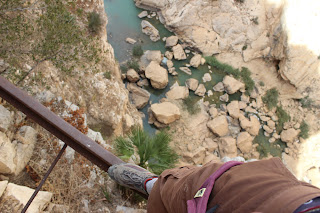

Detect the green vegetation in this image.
[205,56,241,79]
[101,186,111,202]
[253,130,286,158]
[240,67,255,95]
[103,71,111,79]
[276,106,291,132]
[132,45,143,57]
[262,88,279,110]
[205,56,255,95]
[259,81,265,86]
[1,0,102,84]
[183,96,201,115]
[300,96,313,108]
[127,60,139,71]
[242,44,247,51]
[88,11,102,34]
[299,121,309,139]
[252,17,259,25]
[235,0,245,3]
[114,126,179,174]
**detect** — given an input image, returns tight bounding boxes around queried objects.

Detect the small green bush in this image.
[262,88,279,110]
[103,71,111,79]
[300,96,313,108]
[120,65,128,72]
[205,56,241,79]
[235,0,245,3]
[299,121,309,139]
[252,17,259,25]
[259,81,265,86]
[183,96,201,115]
[127,60,139,71]
[276,106,290,132]
[114,126,179,174]
[240,67,255,95]
[88,11,102,34]
[132,45,143,57]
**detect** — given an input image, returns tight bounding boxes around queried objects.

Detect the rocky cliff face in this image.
[135,0,320,104]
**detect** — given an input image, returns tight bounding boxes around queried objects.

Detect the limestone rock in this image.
[0,105,12,132]
[203,154,220,165]
[1,183,52,213]
[116,206,147,213]
[204,138,218,152]
[14,126,37,175]
[195,84,206,97]
[0,132,16,174]
[218,137,237,158]
[263,125,273,134]
[126,69,140,82]
[125,37,137,44]
[192,147,206,165]
[227,101,240,119]
[280,128,300,143]
[213,82,224,92]
[202,73,211,83]
[185,78,199,91]
[127,83,150,109]
[190,54,202,68]
[223,76,245,94]
[208,107,218,118]
[150,102,181,124]
[145,61,168,89]
[138,11,148,18]
[146,50,162,64]
[239,115,260,136]
[238,101,247,109]
[237,132,253,153]
[166,60,173,68]
[179,67,192,75]
[141,20,160,42]
[172,44,187,60]
[165,36,179,47]
[137,79,149,87]
[267,120,276,129]
[207,115,229,137]
[0,180,7,201]
[165,51,173,60]
[219,93,229,102]
[166,86,189,100]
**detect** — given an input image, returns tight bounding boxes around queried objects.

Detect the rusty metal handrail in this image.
[0,76,124,170]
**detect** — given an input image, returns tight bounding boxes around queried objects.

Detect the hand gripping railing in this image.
[0,76,128,212]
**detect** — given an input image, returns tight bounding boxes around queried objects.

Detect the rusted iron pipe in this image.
[0,76,124,171]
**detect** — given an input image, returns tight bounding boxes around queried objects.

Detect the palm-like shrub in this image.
[114,127,179,174]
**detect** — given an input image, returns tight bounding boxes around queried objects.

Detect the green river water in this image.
[103,0,285,158]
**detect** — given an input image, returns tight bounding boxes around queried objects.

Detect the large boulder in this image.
[218,137,237,158]
[239,115,260,136]
[222,76,245,94]
[213,82,225,92]
[185,78,199,91]
[280,128,300,143]
[126,69,140,82]
[1,183,52,213]
[140,50,162,69]
[165,36,179,47]
[172,44,187,60]
[166,86,189,100]
[190,54,202,68]
[141,20,160,42]
[195,84,206,97]
[237,132,253,153]
[150,102,181,124]
[145,61,168,89]
[127,83,150,109]
[207,115,229,137]
[227,101,240,119]
[0,105,12,132]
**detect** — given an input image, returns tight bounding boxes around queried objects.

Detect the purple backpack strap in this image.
[187,161,244,213]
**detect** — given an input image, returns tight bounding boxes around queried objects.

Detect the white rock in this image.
[190,54,202,68]
[207,90,213,97]
[141,20,160,42]
[166,86,189,100]
[165,51,173,60]
[127,83,150,109]
[125,37,137,44]
[0,180,8,198]
[223,76,245,94]
[166,60,173,68]
[280,128,300,143]
[165,36,179,47]
[227,101,240,119]
[179,67,192,75]
[195,84,206,97]
[218,137,237,158]
[208,107,218,118]
[150,102,181,124]
[145,61,168,89]
[202,73,212,82]
[116,205,147,213]
[213,82,225,92]
[219,93,229,102]
[237,132,253,153]
[0,132,16,174]
[172,44,187,60]
[126,69,140,82]
[2,183,52,213]
[0,105,12,132]
[185,78,199,91]
[207,115,229,137]
[138,11,148,18]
